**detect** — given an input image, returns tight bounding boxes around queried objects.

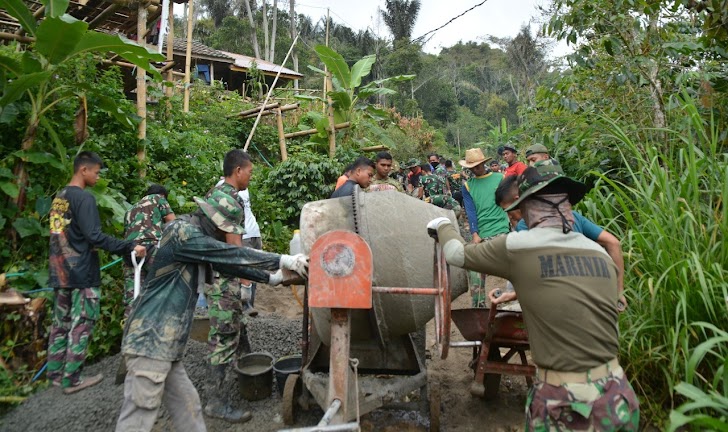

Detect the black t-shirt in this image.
[49,186,133,288]
[330,180,359,199]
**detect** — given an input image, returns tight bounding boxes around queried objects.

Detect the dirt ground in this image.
[1,278,529,432]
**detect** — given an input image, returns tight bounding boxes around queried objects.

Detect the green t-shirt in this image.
[465,173,509,238]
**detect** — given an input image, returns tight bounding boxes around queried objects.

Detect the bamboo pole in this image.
[165,0,174,97]
[183,0,194,112]
[276,108,287,161]
[136,1,148,178]
[0,32,33,43]
[88,4,121,29]
[233,103,298,119]
[284,122,350,139]
[243,34,299,152]
[326,74,336,157]
[232,102,280,118]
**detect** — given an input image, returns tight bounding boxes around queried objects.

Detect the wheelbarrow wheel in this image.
[282,373,301,425]
[482,348,502,400]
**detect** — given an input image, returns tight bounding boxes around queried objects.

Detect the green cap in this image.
[402,158,422,169]
[194,190,245,235]
[525,143,549,158]
[504,158,588,212]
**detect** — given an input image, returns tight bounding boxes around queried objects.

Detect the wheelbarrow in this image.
[451,306,535,399]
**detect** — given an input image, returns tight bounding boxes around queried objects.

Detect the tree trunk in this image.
[12,114,40,211]
[244,0,261,59]
[262,0,270,61]
[289,0,299,91]
[269,0,277,62]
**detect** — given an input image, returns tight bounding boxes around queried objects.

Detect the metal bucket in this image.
[273,355,302,395]
[234,352,274,401]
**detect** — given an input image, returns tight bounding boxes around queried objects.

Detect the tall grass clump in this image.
[579,94,728,425]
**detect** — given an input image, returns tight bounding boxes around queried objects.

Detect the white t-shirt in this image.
[237,189,261,239]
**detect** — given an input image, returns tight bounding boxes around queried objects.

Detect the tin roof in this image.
[219,50,303,80]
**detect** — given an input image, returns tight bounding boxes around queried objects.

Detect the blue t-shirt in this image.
[515,210,603,241]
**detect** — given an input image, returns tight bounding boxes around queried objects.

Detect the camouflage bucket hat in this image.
[194,190,245,235]
[504,159,588,212]
[402,158,422,169]
[525,143,549,158]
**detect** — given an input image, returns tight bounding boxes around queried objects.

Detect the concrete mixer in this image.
[279,187,469,431]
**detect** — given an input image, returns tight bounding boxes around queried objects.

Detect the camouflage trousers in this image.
[526,366,640,431]
[427,194,462,215]
[47,287,100,388]
[205,277,247,366]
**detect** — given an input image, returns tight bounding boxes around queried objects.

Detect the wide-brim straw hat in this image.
[458,148,492,169]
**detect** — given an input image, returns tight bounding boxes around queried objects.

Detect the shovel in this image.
[115,250,145,385]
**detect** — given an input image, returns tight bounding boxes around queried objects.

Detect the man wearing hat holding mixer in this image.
[115,190,308,432]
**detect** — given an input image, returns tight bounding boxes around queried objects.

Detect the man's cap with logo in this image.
[504,158,588,211]
[194,190,245,235]
[458,148,492,169]
[525,143,549,158]
[402,158,422,169]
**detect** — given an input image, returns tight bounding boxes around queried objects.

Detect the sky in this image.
[290,0,569,57]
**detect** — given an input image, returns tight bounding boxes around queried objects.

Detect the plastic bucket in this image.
[234,352,274,401]
[273,355,302,395]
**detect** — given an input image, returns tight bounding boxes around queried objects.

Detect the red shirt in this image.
[504,161,527,177]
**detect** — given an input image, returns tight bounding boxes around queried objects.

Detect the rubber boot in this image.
[203,365,252,423]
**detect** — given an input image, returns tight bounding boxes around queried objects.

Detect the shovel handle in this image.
[131,250,146,299]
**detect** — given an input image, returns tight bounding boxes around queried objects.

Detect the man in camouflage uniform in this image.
[116,190,308,431]
[420,164,462,216]
[203,149,256,422]
[48,151,146,394]
[367,151,404,193]
[122,184,176,318]
[427,165,639,431]
[402,158,424,199]
[444,160,463,207]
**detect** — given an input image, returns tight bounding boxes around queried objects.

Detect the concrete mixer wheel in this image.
[433,243,452,360]
[282,373,301,425]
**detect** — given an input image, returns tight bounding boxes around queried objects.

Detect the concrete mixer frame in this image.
[281,230,450,430]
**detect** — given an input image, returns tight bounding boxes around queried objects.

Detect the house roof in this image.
[1,0,187,36]
[219,50,303,80]
[163,38,233,62]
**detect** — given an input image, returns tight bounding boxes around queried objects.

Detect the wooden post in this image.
[322,7,330,114]
[326,73,336,158]
[276,108,287,161]
[183,0,194,112]
[136,1,148,177]
[165,0,174,97]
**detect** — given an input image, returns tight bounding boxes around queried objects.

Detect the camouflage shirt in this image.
[446,171,462,194]
[121,216,282,361]
[124,193,174,247]
[421,173,448,198]
[367,177,404,193]
[434,164,448,179]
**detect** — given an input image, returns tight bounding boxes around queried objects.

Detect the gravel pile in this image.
[0,315,317,432]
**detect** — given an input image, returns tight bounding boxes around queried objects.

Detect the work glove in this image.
[426,217,451,240]
[280,254,309,278]
[268,269,306,286]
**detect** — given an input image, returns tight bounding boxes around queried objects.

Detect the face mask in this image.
[430,161,439,168]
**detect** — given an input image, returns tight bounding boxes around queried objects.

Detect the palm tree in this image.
[380,0,421,44]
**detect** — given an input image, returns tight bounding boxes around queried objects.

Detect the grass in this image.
[579,94,728,426]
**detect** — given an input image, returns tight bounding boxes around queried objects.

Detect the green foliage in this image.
[580,94,728,425]
[262,149,343,225]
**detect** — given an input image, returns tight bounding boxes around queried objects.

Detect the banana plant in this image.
[0,0,165,210]
[297,45,414,123]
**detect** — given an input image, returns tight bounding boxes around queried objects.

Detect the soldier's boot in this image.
[203,365,252,423]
